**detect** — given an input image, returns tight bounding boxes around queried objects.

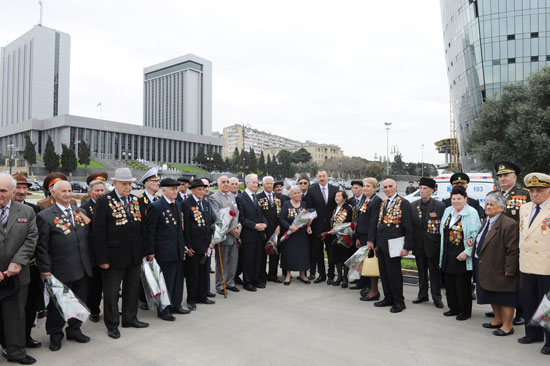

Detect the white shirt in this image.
[448,207,464,228]
[163,195,175,204]
[333,205,343,217]
[179,191,188,200]
[385,193,398,206]
[245,188,256,202]
[145,190,156,202]
[530,198,549,223]
[56,201,74,224]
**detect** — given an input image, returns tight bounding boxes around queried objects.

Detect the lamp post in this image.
[384,122,392,175]
[421,144,424,177]
[7,138,15,175]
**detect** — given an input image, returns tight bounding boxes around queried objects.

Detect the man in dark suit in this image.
[36,180,93,351]
[11,173,42,349]
[306,169,337,283]
[175,177,190,203]
[145,178,189,320]
[442,173,484,219]
[257,176,282,283]
[236,174,268,292]
[93,168,149,339]
[372,178,414,313]
[183,179,216,310]
[410,177,446,308]
[0,173,38,365]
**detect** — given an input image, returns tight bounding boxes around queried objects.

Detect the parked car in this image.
[131,182,143,190]
[70,181,88,193]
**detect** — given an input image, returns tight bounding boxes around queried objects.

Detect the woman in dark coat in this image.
[329,190,354,288]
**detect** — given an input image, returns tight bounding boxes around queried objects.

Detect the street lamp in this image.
[7,138,15,175]
[74,140,80,160]
[421,144,424,177]
[384,122,392,175]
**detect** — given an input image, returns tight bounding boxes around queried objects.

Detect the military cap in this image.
[12,173,31,187]
[139,167,160,185]
[86,170,108,186]
[449,172,470,185]
[189,179,208,189]
[351,180,363,187]
[419,177,437,190]
[494,161,520,176]
[43,172,68,189]
[160,178,180,187]
[524,172,550,188]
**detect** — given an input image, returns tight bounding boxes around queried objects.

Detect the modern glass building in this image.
[440,0,550,170]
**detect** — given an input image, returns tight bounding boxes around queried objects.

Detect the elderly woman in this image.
[279,185,312,285]
[329,190,354,288]
[474,192,519,336]
[440,186,481,321]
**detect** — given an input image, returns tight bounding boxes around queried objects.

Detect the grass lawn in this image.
[78,160,108,169]
[174,165,207,173]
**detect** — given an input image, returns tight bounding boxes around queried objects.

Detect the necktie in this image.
[476,220,491,256]
[356,198,361,210]
[122,197,130,214]
[198,199,204,212]
[0,206,7,232]
[268,193,273,205]
[64,208,75,226]
[529,205,541,227]
[322,187,327,204]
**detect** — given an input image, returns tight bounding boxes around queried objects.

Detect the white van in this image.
[404,172,495,208]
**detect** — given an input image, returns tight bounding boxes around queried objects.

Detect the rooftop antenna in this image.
[38,0,43,26]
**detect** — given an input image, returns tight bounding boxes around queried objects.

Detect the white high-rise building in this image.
[143,54,212,135]
[0,25,71,127]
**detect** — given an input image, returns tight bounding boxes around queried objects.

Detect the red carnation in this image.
[350,222,356,231]
[266,244,274,255]
[320,232,328,241]
[343,235,352,245]
[229,210,236,217]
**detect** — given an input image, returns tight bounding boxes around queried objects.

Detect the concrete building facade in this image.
[222,124,302,158]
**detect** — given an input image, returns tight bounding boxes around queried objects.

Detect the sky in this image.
[0,0,451,165]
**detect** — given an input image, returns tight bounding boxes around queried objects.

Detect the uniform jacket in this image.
[491,184,530,223]
[354,194,382,243]
[256,191,282,238]
[209,190,240,246]
[236,191,267,243]
[375,195,414,253]
[518,201,550,275]
[183,195,215,253]
[137,191,157,219]
[145,196,186,262]
[411,197,446,258]
[305,183,338,235]
[439,205,481,271]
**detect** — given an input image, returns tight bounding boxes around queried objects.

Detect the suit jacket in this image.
[256,191,281,238]
[183,196,215,253]
[236,191,267,243]
[92,191,146,268]
[375,195,414,253]
[36,204,92,283]
[145,197,186,262]
[411,198,446,258]
[175,191,190,203]
[518,201,550,275]
[475,214,519,292]
[354,194,382,243]
[306,183,338,235]
[0,201,38,286]
[439,205,481,271]
[80,198,99,265]
[23,201,40,214]
[443,196,484,220]
[491,184,530,223]
[209,190,240,246]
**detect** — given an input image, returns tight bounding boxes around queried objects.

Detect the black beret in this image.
[189,179,208,189]
[160,178,180,187]
[351,180,363,187]
[419,177,436,190]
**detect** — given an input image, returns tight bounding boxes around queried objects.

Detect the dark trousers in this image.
[308,234,317,277]
[158,260,185,311]
[0,284,28,360]
[46,276,88,337]
[185,254,208,304]
[86,266,103,315]
[236,245,243,279]
[206,254,212,292]
[378,251,405,306]
[444,271,472,317]
[326,238,336,280]
[311,235,327,279]
[260,236,280,281]
[415,252,442,301]
[521,272,550,345]
[242,240,263,286]
[102,264,141,330]
[25,264,44,339]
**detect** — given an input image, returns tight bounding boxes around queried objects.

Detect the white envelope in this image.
[388,237,405,258]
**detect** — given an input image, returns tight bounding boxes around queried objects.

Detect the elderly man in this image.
[256,176,282,283]
[201,178,216,298]
[175,177,190,203]
[229,177,243,283]
[11,173,42,349]
[37,172,77,210]
[80,171,108,323]
[229,177,241,196]
[93,168,149,339]
[210,176,241,295]
[517,173,550,355]
[372,178,414,313]
[236,174,268,292]
[36,181,92,351]
[410,177,446,308]
[145,178,189,320]
[0,173,38,365]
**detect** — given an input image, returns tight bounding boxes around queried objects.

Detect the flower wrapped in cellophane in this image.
[528,290,550,331]
[280,209,317,242]
[44,274,90,322]
[344,245,368,281]
[141,258,171,312]
[211,207,237,244]
[265,232,279,255]
[321,222,355,248]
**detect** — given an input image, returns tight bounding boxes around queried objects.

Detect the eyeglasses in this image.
[298,182,308,185]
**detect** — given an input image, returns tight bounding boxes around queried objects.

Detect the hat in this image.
[419,177,436,190]
[160,178,180,187]
[43,172,68,189]
[177,177,190,183]
[12,173,31,187]
[409,181,414,184]
[189,179,208,189]
[351,180,363,187]
[0,276,20,302]
[112,168,136,182]
[494,161,520,176]
[138,168,160,185]
[274,181,284,188]
[86,170,108,186]
[450,172,470,185]
[524,173,550,188]
[297,175,310,183]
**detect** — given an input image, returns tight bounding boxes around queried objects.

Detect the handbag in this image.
[361,249,380,277]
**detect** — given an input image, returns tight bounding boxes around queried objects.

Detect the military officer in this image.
[37,172,77,211]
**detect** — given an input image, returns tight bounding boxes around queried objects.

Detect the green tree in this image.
[258,151,266,175]
[43,135,59,172]
[238,149,247,173]
[23,134,37,174]
[78,139,91,170]
[266,154,272,175]
[406,162,417,175]
[193,146,207,168]
[391,153,406,175]
[223,156,231,172]
[231,147,240,171]
[293,148,312,163]
[248,148,258,173]
[212,151,224,171]
[61,144,77,173]
[364,162,384,180]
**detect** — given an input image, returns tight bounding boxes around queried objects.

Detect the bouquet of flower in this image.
[265,232,279,255]
[141,258,171,312]
[344,245,368,281]
[44,274,90,322]
[280,209,317,242]
[321,222,355,248]
[528,290,550,330]
[211,207,237,244]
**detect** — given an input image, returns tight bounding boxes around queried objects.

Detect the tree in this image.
[212,151,224,171]
[248,148,258,173]
[231,147,240,171]
[293,148,312,163]
[258,151,266,175]
[468,66,550,173]
[79,139,91,170]
[277,150,295,178]
[43,135,59,172]
[238,149,247,173]
[364,162,384,180]
[193,147,207,168]
[61,144,77,173]
[391,153,406,175]
[266,154,272,175]
[406,162,418,175]
[23,134,37,174]
[223,157,231,172]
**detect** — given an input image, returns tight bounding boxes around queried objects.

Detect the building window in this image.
[531,56,539,62]
[531,32,539,38]
[508,58,515,64]
[507,34,515,40]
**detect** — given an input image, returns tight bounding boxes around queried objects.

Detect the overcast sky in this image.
[1,0,451,164]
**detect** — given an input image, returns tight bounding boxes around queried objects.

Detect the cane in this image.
[217,243,227,298]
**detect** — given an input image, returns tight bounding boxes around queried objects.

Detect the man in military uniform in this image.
[517,173,550,355]
[37,173,77,211]
[442,172,484,219]
[405,181,417,195]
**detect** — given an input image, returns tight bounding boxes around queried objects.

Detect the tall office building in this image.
[143,54,212,135]
[440,0,550,170]
[0,25,70,127]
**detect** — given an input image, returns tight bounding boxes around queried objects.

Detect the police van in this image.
[404,173,495,208]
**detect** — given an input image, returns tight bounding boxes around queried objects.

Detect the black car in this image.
[70,181,88,193]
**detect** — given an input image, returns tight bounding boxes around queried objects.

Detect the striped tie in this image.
[0,206,7,232]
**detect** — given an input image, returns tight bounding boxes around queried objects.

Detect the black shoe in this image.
[108,328,120,339]
[493,328,514,336]
[66,332,90,343]
[89,313,100,323]
[284,280,291,286]
[482,322,503,329]
[332,278,342,286]
[360,294,380,302]
[412,297,429,304]
[267,277,282,283]
[299,277,311,284]
[138,300,149,311]
[374,299,393,307]
[49,333,63,352]
[198,298,215,305]
[541,346,550,355]
[244,284,257,292]
[456,314,470,321]
[390,304,406,313]
[518,336,544,344]
[206,291,216,298]
[513,316,525,326]
[121,320,149,328]
[313,276,326,284]
[235,277,243,285]
[349,284,363,290]
[173,306,191,314]
[326,278,334,285]
[434,299,444,308]
[443,310,458,317]
[485,311,495,318]
[158,313,176,321]
[25,337,41,348]
[255,282,266,289]
[187,303,197,311]
[227,286,240,292]
[216,289,226,295]
[210,269,215,274]
[341,280,348,288]
[6,355,37,365]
